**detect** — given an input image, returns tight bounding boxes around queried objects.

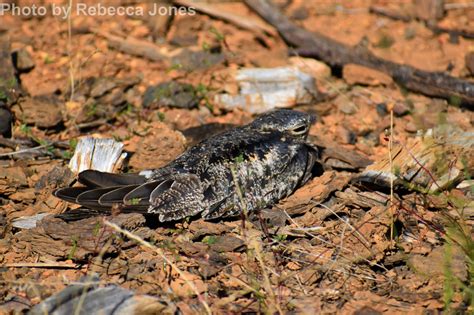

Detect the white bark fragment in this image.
[215,67,318,113]
[69,137,126,174]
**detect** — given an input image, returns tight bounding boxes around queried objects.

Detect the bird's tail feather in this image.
[78,170,146,188]
[54,170,153,220]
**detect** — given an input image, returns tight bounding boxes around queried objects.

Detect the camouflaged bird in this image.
[54,109,318,222]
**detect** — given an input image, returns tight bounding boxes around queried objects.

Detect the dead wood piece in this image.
[245,0,474,107]
[94,29,167,62]
[356,126,474,193]
[335,188,389,209]
[173,0,276,37]
[14,213,149,261]
[309,135,372,170]
[281,170,352,215]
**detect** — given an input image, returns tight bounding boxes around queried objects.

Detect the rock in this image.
[215,67,319,114]
[171,49,225,71]
[335,96,358,115]
[404,121,418,133]
[12,95,63,128]
[465,51,474,75]
[90,77,118,98]
[289,56,331,79]
[392,101,411,116]
[0,107,12,137]
[128,122,186,170]
[68,76,141,123]
[12,48,35,73]
[343,64,393,86]
[208,235,245,252]
[143,81,200,109]
[376,103,388,116]
[336,125,356,144]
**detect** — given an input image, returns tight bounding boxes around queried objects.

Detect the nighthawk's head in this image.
[250,109,315,139]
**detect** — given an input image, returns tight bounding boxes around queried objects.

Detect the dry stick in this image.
[103,220,212,315]
[0,144,51,157]
[173,0,276,37]
[3,262,80,269]
[388,106,395,241]
[245,0,474,107]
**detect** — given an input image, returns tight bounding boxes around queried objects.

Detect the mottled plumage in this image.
[54,109,318,222]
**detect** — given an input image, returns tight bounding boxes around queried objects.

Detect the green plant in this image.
[68,237,78,260]
[375,34,395,49]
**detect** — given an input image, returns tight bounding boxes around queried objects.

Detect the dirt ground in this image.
[0,0,473,314]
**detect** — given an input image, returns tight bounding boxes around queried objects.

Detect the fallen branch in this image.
[245,0,474,107]
[173,0,276,37]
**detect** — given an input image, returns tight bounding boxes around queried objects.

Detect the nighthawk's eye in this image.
[291,124,308,135]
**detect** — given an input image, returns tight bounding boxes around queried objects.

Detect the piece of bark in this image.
[245,0,474,107]
[309,135,372,171]
[69,137,126,174]
[14,213,151,261]
[280,170,352,215]
[356,126,474,193]
[335,187,389,209]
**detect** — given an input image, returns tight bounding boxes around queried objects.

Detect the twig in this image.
[0,144,51,157]
[2,262,80,269]
[388,104,395,241]
[103,219,212,315]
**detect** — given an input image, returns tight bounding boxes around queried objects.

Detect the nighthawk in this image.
[54,109,318,222]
